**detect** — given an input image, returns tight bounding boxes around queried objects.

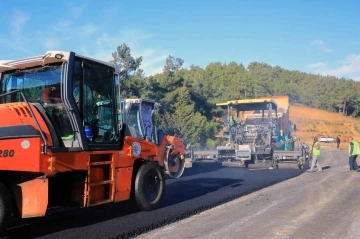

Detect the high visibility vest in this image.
[312,142,321,156]
[230,116,234,125]
[349,140,360,155]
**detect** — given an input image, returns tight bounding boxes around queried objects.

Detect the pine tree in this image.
[163,87,196,144]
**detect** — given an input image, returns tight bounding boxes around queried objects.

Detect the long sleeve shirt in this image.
[349,142,354,155]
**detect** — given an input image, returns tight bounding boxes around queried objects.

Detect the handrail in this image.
[0,90,48,154]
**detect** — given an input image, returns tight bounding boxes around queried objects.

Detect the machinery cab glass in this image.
[121,98,162,145]
[0,52,123,151]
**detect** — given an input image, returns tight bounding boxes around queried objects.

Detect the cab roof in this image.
[216,98,278,111]
[0,50,121,73]
[123,98,160,107]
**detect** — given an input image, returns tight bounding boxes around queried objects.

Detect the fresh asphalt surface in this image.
[141,148,359,239]
[5,157,307,239]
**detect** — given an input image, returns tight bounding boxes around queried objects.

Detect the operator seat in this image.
[41,85,75,147]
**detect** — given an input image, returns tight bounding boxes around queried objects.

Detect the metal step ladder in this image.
[86,154,114,207]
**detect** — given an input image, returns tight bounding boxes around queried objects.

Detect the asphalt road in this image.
[5,157,306,239]
[141,148,360,239]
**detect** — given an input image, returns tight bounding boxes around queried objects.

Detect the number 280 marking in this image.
[0,150,15,157]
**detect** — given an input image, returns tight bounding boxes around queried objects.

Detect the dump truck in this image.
[0,51,185,232]
[213,95,309,169]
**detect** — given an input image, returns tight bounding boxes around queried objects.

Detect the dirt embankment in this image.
[290,105,360,150]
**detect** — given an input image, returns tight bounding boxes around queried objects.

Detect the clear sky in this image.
[1,0,360,79]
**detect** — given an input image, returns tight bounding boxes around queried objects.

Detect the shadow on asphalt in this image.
[175,162,223,179]
[164,177,244,206]
[4,200,139,239]
[5,176,243,239]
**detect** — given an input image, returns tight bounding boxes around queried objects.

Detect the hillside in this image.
[290,104,360,149]
[111,43,360,148]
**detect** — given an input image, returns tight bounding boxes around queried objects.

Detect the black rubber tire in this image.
[0,182,13,234]
[271,157,279,169]
[297,157,303,169]
[134,162,165,211]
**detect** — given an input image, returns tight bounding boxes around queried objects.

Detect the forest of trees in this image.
[111,43,360,149]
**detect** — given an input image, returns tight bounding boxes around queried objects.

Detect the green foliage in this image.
[110,43,143,79]
[110,43,144,98]
[162,87,216,147]
[111,43,360,149]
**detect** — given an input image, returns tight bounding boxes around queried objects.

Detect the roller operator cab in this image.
[120,98,186,178]
[0,51,171,232]
[96,97,186,178]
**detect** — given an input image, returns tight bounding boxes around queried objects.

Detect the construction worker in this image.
[277,130,285,150]
[307,136,322,173]
[348,136,360,172]
[229,115,237,127]
[336,136,341,149]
